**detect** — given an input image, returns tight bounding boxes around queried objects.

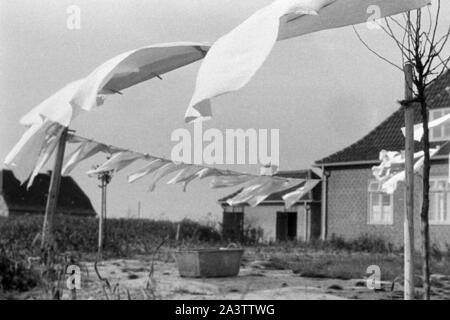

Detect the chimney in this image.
[260,164,278,176]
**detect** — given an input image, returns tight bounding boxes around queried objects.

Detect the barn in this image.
[0,169,96,217]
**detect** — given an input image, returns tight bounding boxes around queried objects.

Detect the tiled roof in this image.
[0,169,96,216]
[316,71,450,165]
[218,170,320,204]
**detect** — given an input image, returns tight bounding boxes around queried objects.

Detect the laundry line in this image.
[65,133,320,209]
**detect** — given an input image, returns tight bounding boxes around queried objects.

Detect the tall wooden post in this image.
[98,177,106,260]
[41,127,69,249]
[102,179,107,247]
[404,63,415,300]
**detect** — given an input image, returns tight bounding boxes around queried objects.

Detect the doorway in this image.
[223,211,244,241]
[276,211,297,241]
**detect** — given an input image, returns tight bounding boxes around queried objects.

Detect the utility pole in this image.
[403,63,415,300]
[137,201,141,219]
[41,127,69,250]
[93,168,112,261]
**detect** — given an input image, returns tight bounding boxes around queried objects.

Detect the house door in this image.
[309,205,322,241]
[276,212,297,241]
[223,211,244,241]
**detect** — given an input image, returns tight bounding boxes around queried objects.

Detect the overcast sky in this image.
[1,0,449,222]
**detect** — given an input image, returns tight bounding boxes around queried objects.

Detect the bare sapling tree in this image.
[354,0,449,299]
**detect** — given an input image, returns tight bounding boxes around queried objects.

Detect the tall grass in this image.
[0,215,222,259]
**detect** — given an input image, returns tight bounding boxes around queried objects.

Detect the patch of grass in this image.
[291,253,450,282]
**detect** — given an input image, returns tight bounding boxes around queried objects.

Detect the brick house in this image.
[219,170,322,243]
[0,169,96,217]
[315,71,450,249]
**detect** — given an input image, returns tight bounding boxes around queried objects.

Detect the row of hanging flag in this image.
[66,134,320,209]
[5,118,320,209]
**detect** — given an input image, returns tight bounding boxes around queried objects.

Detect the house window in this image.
[430,108,450,141]
[429,178,450,225]
[368,181,393,225]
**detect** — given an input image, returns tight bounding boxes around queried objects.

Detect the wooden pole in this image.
[41,127,68,250]
[404,63,415,300]
[103,179,107,247]
[320,166,328,241]
[98,177,105,260]
[138,201,141,219]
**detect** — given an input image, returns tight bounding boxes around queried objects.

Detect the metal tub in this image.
[174,248,244,278]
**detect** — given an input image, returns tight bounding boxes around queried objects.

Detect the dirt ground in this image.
[42,257,447,300]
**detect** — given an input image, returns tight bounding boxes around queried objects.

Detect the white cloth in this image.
[147,163,189,192]
[166,165,204,191]
[278,0,429,40]
[71,42,210,112]
[210,174,256,189]
[401,113,450,141]
[62,139,110,175]
[88,151,145,175]
[20,80,85,127]
[26,123,65,188]
[198,168,240,179]
[127,159,169,183]
[380,147,440,194]
[4,120,64,186]
[380,170,405,194]
[372,150,402,181]
[228,176,305,207]
[20,43,209,128]
[372,149,425,181]
[185,0,326,122]
[185,0,429,122]
[282,179,320,208]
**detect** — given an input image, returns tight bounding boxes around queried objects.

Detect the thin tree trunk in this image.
[419,89,431,300]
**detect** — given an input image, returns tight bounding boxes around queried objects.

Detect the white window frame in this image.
[430,108,450,142]
[368,181,394,225]
[429,177,450,225]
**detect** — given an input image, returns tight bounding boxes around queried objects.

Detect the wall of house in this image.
[243,205,307,242]
[325,163,450,249]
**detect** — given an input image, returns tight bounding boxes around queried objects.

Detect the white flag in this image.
[185,0,429,122]
[401,113,450,141]
[88,151,145,175]
[282,179,320,208]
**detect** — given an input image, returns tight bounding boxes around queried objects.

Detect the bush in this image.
[0,251,40,292]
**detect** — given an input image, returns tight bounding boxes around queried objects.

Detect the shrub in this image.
[0,250,40,292]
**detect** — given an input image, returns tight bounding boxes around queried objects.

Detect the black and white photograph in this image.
[1,0,450,307]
